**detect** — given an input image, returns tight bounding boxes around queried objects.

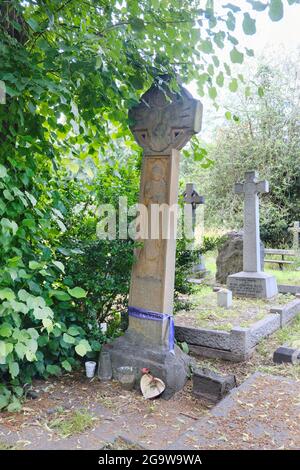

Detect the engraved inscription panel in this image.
[228,278,265,298]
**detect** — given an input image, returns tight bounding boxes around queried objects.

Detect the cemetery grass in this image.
[175,285,294,331]
[175,250,300,331]
[195,314,300,384]
[205,250,300,285]
[48,409,98,438]
[266,267,300,286]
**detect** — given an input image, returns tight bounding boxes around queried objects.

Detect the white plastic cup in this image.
[100,322,107,333]
[85,361,97,378]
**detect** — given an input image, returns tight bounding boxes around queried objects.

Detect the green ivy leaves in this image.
[242,13,256,35]
[9,362,20,379]
[230,48,244,64]
[229,78,238,92]
[0,288,15,301]
[0,0,295,413]
[0,165,8,179]
[75,339,92,357]
[63,333,76,344]
[49,290,71,301]
[223,3,241,13]
[247,1,268,11]
[129,18,145,32]
[208,87,217,100]
[247,0,285,22]
[62,360,72,372]
[199,39,214,54]
[0,323,12,338]
[67,287,87,299]
[269,0,284,21]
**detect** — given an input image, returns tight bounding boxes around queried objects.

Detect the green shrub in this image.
[174,238,199,310]
[200,234,226,253]
[62,240,135,323]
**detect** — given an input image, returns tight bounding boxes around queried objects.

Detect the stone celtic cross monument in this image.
[228,170,278,299]
[104,78,203,396]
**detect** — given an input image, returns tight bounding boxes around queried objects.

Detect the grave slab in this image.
[192,368,236,403]
[168,372,300,449]
[273,346,300,364]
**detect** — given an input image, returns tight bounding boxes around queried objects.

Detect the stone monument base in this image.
[101,329,191,399]
[227,271,278,299]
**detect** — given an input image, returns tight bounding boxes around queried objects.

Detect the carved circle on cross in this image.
[129,81,203,155]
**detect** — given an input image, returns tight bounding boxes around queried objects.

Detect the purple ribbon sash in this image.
[128,306,175,353]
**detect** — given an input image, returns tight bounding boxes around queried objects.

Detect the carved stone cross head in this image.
[129,78,203,155]
[235,170,269,196]
[182,183,205,209]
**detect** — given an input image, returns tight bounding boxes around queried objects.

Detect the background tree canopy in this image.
[181,49,300,246]
[0,0,299,410]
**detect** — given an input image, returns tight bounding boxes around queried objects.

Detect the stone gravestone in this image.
[103,78,203,397]
[227,171,278,299]
[182,183,206,275]
[289,221,300,253]
[216,230,264,284]
[217,289,232,309]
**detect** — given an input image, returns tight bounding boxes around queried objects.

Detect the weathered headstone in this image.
[192,368,237,403]
[273,346,300,365]
[216,231,264,284]
[103,77,203,396]
[217,289,232,309]
[227,171,278,299]
[289,221,300,253]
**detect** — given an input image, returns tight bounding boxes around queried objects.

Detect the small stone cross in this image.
[235,170,269,273]
[183,183,204,230]
[182,183,205,209]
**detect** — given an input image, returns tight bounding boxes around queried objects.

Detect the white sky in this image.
[187,1,300,140]
[231,0,300,52]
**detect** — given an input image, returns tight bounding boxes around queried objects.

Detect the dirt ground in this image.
[0,372,213,450]
[0,312,299,451]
